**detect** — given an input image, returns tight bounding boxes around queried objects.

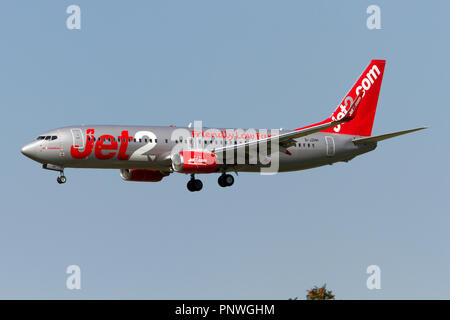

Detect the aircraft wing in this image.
[212,90,363,156]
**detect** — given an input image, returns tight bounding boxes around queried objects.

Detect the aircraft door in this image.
[57,129,65,157]
[71,128,84,150]
[325,136,335,157]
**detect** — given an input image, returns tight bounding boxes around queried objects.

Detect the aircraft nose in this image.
[21,142,37,159]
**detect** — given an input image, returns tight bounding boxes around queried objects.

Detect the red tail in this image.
[322,60,386,136]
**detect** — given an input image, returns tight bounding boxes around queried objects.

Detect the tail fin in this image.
[322,59,386,136]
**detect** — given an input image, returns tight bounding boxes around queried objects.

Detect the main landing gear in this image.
[218,173,234,188]
[186,173,235,192]
[187,174,203,192]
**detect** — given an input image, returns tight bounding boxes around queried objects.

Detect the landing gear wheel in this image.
[187,180,195,192]
[224,174,234,186]
[187,178,203,192]
[57,175,67,184]
[193,179,203,191]
[218,175,226,187]
[218,174,234,187]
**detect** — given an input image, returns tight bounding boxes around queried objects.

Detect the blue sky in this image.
[0,0,448,299]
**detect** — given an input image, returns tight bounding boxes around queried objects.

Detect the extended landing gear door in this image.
[325,136,335,157]
[71,128,84,150]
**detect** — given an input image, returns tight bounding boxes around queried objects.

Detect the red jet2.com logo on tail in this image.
[332,64,381,132]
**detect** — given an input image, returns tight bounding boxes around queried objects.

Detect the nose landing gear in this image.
[57,174,67,184]
[43,164,67,184]
[218,173,234,187]
[187,174,203,192]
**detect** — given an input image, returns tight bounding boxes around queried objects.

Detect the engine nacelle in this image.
[171,151,217,173]
[120,169,168,182]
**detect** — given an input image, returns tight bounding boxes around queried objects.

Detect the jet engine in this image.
[120,169,168,182]
[171,151,217,174]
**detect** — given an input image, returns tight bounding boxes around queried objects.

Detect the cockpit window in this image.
[36,135,57,141]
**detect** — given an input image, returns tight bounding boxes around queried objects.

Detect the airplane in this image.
[21,60,426,191]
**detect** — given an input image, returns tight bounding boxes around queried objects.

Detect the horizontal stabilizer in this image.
[352,127,428,144]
